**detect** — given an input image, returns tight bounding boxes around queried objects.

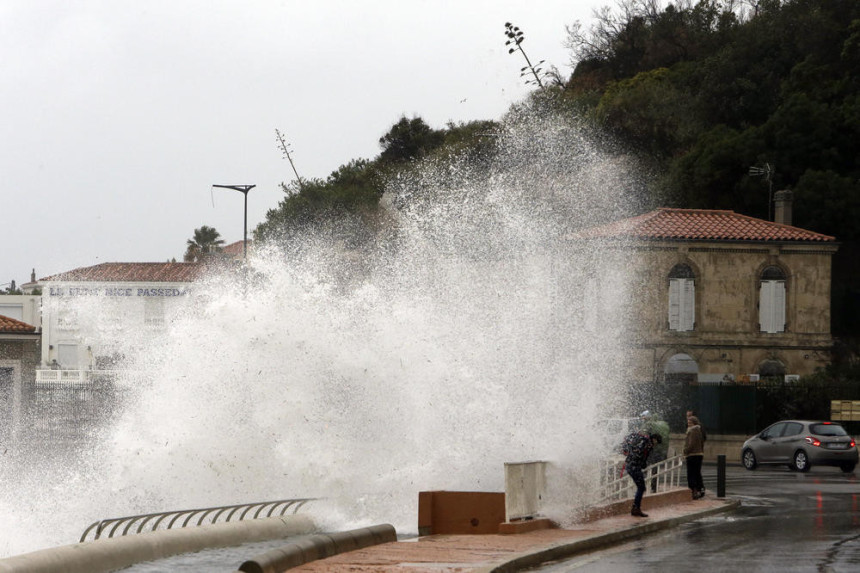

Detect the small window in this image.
[761,422,786,439]
[0,304,23,321]
[810,423,848,437]
[668,264,695,332]
[782,422,803,437]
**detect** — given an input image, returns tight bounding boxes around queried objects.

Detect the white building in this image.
[0,294,41,330]
[28,262,206,382]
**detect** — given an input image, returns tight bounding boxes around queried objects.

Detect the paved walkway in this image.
[289,497,738,572]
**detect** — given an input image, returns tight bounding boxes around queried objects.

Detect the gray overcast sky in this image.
[1,0,597,285]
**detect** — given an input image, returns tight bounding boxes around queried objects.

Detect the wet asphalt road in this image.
[534,464,860,573]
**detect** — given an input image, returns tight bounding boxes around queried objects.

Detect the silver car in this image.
[741,420,858,473]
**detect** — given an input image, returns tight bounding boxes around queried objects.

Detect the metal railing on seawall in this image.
[597,454,685,505]
[80,497,316,543]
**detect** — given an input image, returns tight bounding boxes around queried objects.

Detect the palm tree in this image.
[184,225,225,262]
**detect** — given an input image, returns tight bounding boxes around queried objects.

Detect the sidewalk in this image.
[289,496,738,572]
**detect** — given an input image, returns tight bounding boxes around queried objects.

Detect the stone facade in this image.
[570,208,838,383]
[624,239,836,382]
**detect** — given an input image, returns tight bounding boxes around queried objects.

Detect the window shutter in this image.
[668,278,681,330]
[773,281,786,332]
[760,280,786,333]
[760,281,773,332]
[681,279,695,331]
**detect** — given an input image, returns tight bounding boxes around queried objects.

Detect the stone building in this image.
[571,198,837,384]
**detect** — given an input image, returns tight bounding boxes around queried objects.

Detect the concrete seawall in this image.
[0,515,315,573]
[236,524,397,573]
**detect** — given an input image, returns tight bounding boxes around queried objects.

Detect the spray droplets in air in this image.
[1,106,648,554]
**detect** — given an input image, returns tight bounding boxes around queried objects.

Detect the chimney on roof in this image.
[31,269,36,283]
[774,189,793,226]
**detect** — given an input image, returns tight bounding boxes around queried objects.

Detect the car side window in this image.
[782,422,803,437]
[762,423,786,438]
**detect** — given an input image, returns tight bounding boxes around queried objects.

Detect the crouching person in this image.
[622,430,663,517]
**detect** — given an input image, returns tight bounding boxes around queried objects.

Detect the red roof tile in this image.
[570,208,836,242]
[0,315,36,333]
[222,240,251,256]
[40,262,205,283]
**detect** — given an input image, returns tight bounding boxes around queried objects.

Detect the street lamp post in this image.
[212,184,256,259]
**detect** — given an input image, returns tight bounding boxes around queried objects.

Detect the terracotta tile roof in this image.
[40,262,205,283]
[569,208,836,242]
[222,240,251,256]
[0,314,36,333]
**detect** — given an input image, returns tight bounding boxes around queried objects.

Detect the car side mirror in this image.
[761,434,769,440]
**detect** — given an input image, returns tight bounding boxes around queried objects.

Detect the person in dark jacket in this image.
[640,410,670,492]
[622,430,662,517]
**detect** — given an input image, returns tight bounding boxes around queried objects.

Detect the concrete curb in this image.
[0,515,316,573]
[474,499,740,573]
[236,524,397,573]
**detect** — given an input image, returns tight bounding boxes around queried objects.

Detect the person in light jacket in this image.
[684,415,705,499]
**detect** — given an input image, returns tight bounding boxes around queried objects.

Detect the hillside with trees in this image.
[256,0,860,345]
[560,0,860,343]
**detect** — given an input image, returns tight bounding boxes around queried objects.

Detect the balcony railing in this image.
[35,369,123,386]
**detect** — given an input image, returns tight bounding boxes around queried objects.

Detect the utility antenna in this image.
[275,129,304,191]
[749,163,775,221]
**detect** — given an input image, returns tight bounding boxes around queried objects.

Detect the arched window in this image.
[759,266,786,333]
[759,359,786,380]
[664,353,698,384]
[668,264,695,332]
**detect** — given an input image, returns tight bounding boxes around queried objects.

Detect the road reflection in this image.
[532,464,860,572]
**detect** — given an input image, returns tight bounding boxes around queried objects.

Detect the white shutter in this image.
[760,281,773,332]
[668,278,681,330]
[773,281,786,332]
[760,280,786,333]
[681,279,695,331]
[669,278,694,331]
[0,304,23,321]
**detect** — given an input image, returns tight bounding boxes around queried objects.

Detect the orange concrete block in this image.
[417,491,505,535]
[498,517,555,535]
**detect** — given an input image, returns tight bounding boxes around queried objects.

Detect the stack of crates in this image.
[831,400,860,422]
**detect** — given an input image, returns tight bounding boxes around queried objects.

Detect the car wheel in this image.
[840,463,856,473]
[793,450,811,472]
[742,448,757,470]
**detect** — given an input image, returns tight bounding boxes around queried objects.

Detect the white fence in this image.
[597,455,685,505]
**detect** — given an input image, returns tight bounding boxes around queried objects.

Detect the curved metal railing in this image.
[80,497,316,543]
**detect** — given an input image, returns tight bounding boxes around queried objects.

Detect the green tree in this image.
[378,116,445,163]
[184,225,224,262]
